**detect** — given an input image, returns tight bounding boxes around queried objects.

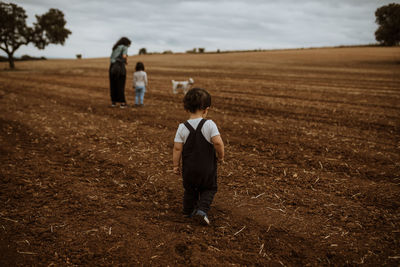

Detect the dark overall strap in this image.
[184,119,207,134]
[184,121,195,134]
[196,119,207,132]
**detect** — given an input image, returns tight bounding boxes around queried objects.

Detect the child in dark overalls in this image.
[173,88,225,225]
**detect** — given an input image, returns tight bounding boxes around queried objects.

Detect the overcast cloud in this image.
[2,0,398,58]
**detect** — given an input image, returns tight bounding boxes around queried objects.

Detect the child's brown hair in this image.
[183,88,211,113]
[135,61,145,71]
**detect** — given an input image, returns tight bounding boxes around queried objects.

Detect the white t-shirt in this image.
[133,71,148,87]
[174,118,220,144]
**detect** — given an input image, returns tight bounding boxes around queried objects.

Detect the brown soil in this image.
[0,47,399,266]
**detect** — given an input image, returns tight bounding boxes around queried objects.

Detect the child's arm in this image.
[172,142,183,174]
[211,135,225,162]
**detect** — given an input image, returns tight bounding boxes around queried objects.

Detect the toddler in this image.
[133,62,148,106]
[173,88,224,225]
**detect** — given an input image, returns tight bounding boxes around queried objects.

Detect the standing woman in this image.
[109,37,131,108]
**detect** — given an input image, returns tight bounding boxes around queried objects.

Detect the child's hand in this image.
[173,166,180,175]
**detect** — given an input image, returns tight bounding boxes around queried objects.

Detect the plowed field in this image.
[1,47,399,265]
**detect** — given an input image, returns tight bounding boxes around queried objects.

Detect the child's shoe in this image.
[183,209,197,218]
[193,209,210,225]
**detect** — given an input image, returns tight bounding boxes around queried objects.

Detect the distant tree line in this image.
[136,47,270,55]
[0,54,46,62]
[186,48,205,53]
[137,47,209,55]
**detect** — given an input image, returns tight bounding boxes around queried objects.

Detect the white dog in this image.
[172,78,194,94]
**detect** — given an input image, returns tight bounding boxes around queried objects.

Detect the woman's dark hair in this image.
[183,88,211,113]
[112,37,131,51]
[135,62,145,71]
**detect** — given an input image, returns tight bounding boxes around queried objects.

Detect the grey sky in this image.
[3,0,398,58]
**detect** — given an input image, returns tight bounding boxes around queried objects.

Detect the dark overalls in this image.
[182,119,218,215]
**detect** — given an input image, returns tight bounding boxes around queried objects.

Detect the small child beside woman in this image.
[133,61,148,106]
